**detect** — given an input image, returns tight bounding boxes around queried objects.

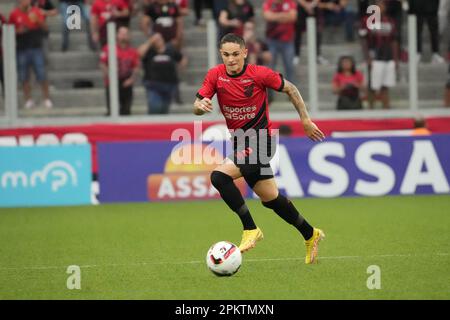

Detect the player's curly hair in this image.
[220,33,246,49]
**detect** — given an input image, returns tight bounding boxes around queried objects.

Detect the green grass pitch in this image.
[0,195,449,300]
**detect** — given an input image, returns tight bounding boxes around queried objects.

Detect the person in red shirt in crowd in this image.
[141,0,182,50]
[0,12,5,97]
[9,0,53,109]
[332,55,365,110]
[262,0,297,84]
[100,26,140,115]
[115,0,135,27]
[173,0,189,16]
[218,0,254,39]
[31,0,57,61]
[91,0,130,47]
[193,33,325,263]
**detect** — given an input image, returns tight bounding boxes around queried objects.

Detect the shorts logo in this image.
[244,84,254,97]
[236,147,253,160]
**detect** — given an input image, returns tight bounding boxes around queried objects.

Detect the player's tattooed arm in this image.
[282,80,325,141]
[193,97,213,115]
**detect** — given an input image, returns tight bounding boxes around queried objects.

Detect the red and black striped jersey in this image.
[196,63,284,131]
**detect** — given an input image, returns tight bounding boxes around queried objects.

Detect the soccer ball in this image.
[206,241,242,277]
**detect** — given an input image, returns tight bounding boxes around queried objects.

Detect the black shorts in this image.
[227,130,277,188]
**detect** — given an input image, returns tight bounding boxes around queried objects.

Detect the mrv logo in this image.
[1,161,78,192]
[0,145,91,207]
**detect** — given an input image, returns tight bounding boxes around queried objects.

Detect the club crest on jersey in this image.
[243,84,255,97]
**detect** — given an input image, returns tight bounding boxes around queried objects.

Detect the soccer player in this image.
[193,33,326,264]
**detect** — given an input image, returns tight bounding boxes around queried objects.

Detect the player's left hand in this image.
[303,120,325,142]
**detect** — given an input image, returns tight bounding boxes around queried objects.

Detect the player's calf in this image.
[210,171,257,230]
[262,193,314,240]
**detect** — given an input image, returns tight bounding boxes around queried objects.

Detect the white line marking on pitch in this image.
[0,253,448,271]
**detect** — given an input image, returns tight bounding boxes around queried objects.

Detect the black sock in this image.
[262,193,314,240]
[236,204,257,230]
[211,171,257,230]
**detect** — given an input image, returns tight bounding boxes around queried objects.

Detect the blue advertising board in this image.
[98,135,450,203]
[0,145,92,207]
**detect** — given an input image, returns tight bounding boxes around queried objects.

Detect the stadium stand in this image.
[0,0,449,118]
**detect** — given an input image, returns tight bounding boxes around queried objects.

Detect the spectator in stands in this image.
[408,0,445,64]
[170,0,188,52]
[173,0,189,16]
[32,0,57,61]
[211,0,228,23]
[243,22,272,66]
[9,0,53,109]
[115,0,134,27]
[438,0,449,36]
[218,0,255,39]
[91,0,129,48]
[357,0,371,18]
[0,12,5,97]
[60,0,95,52]
[262,0,297,83]
[100,26,140,115]
[141,0,182,50]
[386,0,405,59]
[360,0,398,109]
[139,33,187,114]
[320,0,356,42]
[193,0,206,26]
[332,55,365,110]
[294,0,327,65]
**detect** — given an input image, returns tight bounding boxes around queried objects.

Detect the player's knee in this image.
[210,170,233,190]
[262,193,286,209]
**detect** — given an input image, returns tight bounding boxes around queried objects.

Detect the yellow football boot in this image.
[304,228,325,264]
[239,227,264,253]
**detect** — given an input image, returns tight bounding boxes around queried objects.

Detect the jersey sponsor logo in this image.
[218,76,230,82]
[222,105,257,121]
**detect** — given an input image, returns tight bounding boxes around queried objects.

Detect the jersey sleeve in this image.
[8,11,17,25]
[117,0,128,10]
[91,2,100,17]
[257,65,285,92]
[196,68,217,100]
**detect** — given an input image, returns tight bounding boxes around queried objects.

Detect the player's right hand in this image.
[195,98,213,114]
[303,120,325,142]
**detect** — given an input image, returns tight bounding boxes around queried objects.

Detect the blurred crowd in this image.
[0,0,449,114]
